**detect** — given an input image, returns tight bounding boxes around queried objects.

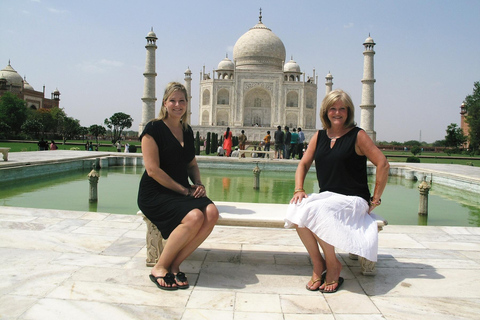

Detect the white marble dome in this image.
[217,57,234,70]
[0,63,23,86]
[364,36,375,44]
[284,58,301,73]
[147,30,157,38]
[233,20,286,71]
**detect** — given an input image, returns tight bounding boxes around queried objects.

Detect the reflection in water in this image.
[0,166,479,227]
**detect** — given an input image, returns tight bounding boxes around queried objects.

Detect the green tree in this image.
[410,146,421,156]
[104,112,133,144]
[89,124,107,144]
[206,132,211,154]
[403,140,421,147]
[195,131,200,155]
[59,117,81,142]
[78,126,89,141]
[0,92,28,136]
[49,107,67,137]
[21,119,44,138]
[465,81,480,152]
[445,123,466,150]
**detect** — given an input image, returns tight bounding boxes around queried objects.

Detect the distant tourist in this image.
[50,140,58,150]
[238,130,247,158]
[263,130,271,153]
[274,126,284,159]
[223,127,233,156]
[37,138,47,151]
[217,145,225,156]
[297,128,305,159]
[231,146,240,157]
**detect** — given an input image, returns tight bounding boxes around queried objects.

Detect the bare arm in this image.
[355,130,390,212]
[187,157,207,198]
[290,131,318,204]
[142,134,190,196]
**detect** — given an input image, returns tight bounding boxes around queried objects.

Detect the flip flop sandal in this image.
[149,273,178,291]
[306,271,326,291]
[319,277,344,293]
[174,272,190,289]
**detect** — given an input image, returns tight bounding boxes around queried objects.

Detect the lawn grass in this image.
[1,140,479,166]
[0,140,140,153]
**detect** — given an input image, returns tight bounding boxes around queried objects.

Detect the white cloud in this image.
[343,22,354,29]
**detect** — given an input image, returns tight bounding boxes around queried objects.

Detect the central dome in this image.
[233,20,286,71]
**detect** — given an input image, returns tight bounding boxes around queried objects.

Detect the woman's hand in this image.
[191,184,206,198]
[290,191,307,204]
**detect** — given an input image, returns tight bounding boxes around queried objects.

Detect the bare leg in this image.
[171,204,219,274]
[296,226,326,290]
[151,208,208,288]
[316,237,342,292]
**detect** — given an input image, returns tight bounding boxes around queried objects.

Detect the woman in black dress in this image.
[138,82,219,290]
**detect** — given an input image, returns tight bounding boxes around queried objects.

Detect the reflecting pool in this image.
[1,166,479,227]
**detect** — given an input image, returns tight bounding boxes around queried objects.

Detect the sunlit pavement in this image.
[1,151,480,319]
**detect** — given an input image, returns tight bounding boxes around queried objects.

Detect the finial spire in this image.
[259,8,262,23]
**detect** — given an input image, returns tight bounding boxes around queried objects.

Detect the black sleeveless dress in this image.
[137,120,213,239]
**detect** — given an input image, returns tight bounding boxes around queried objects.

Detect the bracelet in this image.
[293,188,305,195]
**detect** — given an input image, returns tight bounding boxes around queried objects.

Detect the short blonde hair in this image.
[157,82,189,130]
[320,89,355,129]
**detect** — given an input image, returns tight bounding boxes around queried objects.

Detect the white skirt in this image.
[284,191,379,262]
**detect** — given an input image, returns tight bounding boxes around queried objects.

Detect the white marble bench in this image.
[0,147,10,161]
[137,201,387,276]
[238,149,275,159]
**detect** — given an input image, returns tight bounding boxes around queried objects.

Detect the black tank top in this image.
[314,127,370,202]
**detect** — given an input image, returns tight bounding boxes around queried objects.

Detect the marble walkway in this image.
[1,151,480,319]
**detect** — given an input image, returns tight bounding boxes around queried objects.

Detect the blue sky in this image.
[1,0,479,143]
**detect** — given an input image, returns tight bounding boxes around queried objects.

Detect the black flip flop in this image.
[174,272,190,289]
[319,277,344,293]
[149,273,178,291]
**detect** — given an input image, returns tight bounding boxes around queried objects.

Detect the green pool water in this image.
[1,166,479,227]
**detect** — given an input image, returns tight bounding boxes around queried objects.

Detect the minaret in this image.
[325,72,333,95]
[360,34,376,142]
[139,28,158,134]
[184,67,192,124]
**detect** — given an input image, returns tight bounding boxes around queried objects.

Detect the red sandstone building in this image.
[0,61,60,110]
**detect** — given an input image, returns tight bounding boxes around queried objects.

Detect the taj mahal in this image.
[140,11,377,143]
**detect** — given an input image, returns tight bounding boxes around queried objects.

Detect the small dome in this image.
[24,78,34,90]
[364,36,375,44]
[284,58,300,73]
[326,72,333,78]
[0,62,23,86]
[184,67,192,74]
[53,88,60,94]
[146,28,157,39]
[217,57,234,70]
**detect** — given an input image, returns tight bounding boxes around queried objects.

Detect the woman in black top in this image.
[138,82,219,290]
[285,89,389,293]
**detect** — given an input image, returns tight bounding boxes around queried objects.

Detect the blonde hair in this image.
[157,82,189,130]
[320,89,356,129]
